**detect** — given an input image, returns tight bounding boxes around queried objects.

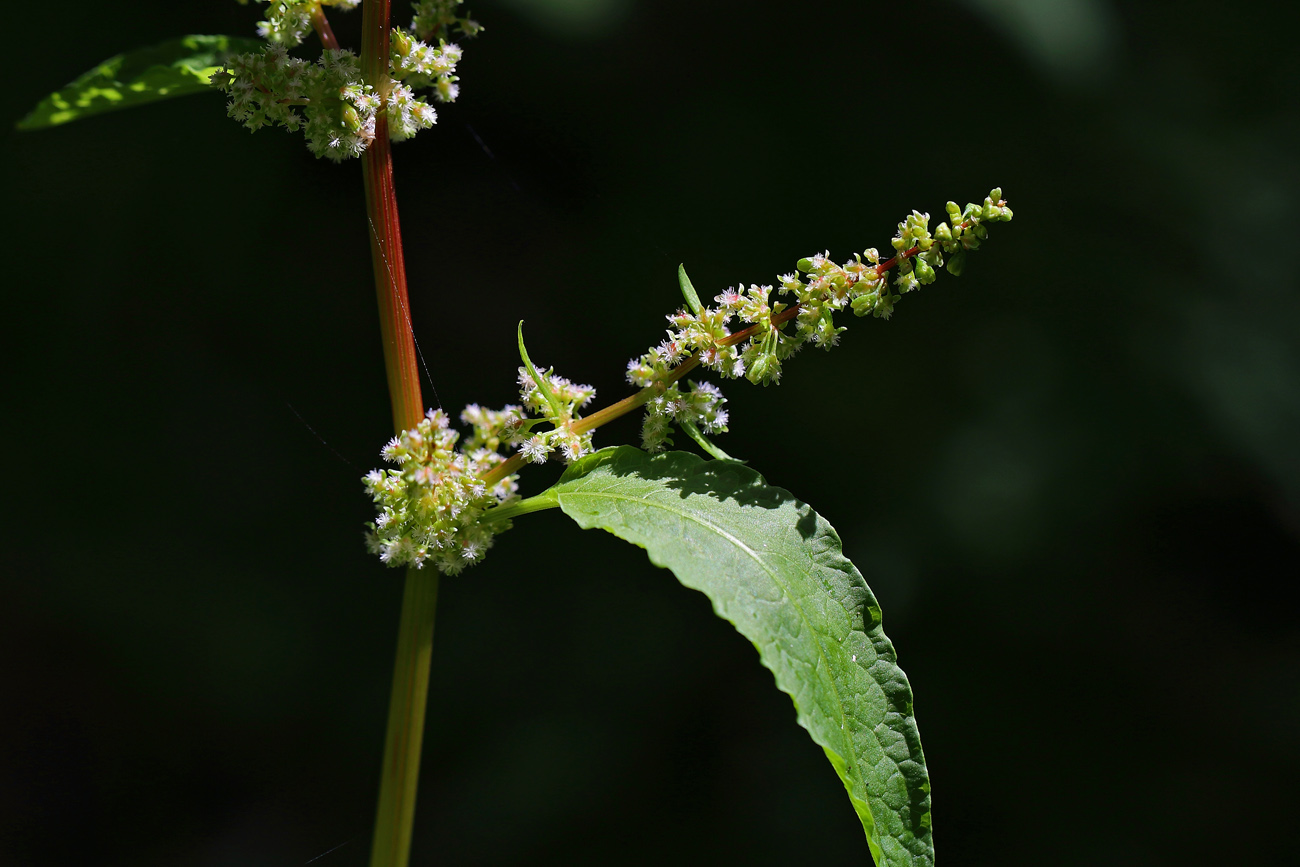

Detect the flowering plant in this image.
[21,2,1011,865]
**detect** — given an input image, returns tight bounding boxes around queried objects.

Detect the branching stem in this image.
[475,220,990,491]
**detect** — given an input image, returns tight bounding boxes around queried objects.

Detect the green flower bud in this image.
[973,223,988,240]
[341,104,361,132]
[935,222,952,242]
[1000,205,1014,221]
[989,187,1002,202]
[796,257,815,271]
[746,354,773,384]
[392,29,414,57]
[914,259,936,284]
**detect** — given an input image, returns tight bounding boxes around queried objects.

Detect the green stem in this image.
[369,567,440,867]
[359,2,437,865]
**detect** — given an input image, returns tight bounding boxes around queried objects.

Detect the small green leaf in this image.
[677,263,703,315]
[516,321,564,419]
[511,447,933,866]
[946,249,967,276]
[17,35,262,130]
[677,416,744,463]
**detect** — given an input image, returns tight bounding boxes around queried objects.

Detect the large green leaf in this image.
[501,446,933,865]
[17,35,262,130]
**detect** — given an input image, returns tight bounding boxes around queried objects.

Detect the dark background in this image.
[4,0,1298,864]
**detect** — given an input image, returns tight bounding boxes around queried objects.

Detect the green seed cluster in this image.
[364,408,518,573]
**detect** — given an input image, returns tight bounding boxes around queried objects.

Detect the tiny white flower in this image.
[520,435,551,464]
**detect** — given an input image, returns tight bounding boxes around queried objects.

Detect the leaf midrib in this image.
[558,486,863,786]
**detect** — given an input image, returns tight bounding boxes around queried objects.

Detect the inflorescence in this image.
[214,0,479,160]
[364,407,517,573]
[364,190,1011,574]
[362,356,601,571]
[627,189,1013,451]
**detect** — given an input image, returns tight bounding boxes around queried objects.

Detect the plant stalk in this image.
[369,564,439,867]
[359,2,439,866]
[477,219,996,489]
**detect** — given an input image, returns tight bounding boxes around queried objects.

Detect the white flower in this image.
[520,435,551,464]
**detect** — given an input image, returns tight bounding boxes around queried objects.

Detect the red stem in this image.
[360,1,423,433]
[310,3,341,51]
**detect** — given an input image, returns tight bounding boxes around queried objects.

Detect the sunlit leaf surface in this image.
[521,447,933,866]
[18,35,262,130]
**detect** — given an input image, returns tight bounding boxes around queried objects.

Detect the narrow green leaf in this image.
[677,416,744,463]
[516,321,564,419]
[17,35,262,130]
[517,447,933,866]
[677,263,703,315]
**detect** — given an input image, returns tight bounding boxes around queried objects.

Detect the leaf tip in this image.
[677,263,703,315]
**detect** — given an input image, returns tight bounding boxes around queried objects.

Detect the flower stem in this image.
[475,228,971,490]
[309,3,340,50]
[359,2,439,866]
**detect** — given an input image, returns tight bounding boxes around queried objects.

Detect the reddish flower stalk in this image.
[309,3,341,51]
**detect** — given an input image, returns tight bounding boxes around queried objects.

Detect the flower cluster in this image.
[364,190,1011,571]
[513,365,597,465]
[248,0,361,47]
[216,45,386,161]
[215,0,475,159]
[410,0,483,41]
[625,189,1013,450]
[389,30,463,110]
[363,359,599,572]
[364,407,519,572]
[640,380,729,453]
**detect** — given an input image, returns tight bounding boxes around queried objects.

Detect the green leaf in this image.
[509,447,933,866]
[17,35,262,130]
[516,321,565,419]
[678,263,703,315]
